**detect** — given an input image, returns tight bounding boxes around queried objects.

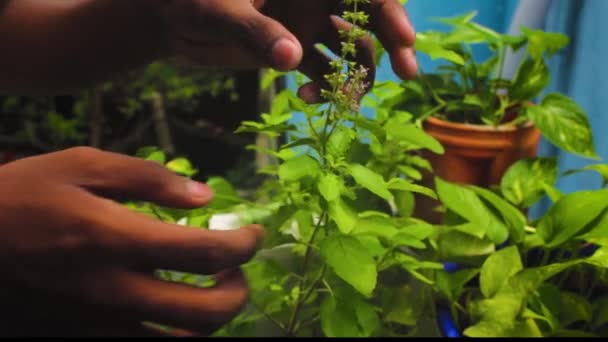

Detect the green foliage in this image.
[398,11,597,159]
[122,4,608,340]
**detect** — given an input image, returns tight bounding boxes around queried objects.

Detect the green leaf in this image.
[415,32,466,65]
[436,178,509,244]
[526,93,598,159]
[355,117,386,143]
[352,216,399,239]
[137,147,166,164]
[261,69,286,90]
[320,290,380,337]
[507,261,580,297]
[388,178,437,199]
[206,177,240,209]
[278,155,321,182]
[537,190,608,247]
[436,268,480,303]
[166,158,198,177]
[439,230,495,258]
[384,285,425,326]
[510,59,550,101]
[386,124,445,154]
[468,292,525,328]
[591,295,608,329]
[480,246,523,298]
[465,319,543,338]
[320,235,377,297]
[580,209,608,240]
[327,126,355,158]
[471,186,527,243]
[318,173,343,202]
[559,292,592,327]
[329,198,358,234]
[349,163,393,201]
[521,27,570,60]
[501,158,559,208]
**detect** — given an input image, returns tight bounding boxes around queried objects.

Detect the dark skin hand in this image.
[162,0,417,102]
[0,147,265,337]
[0,0,417,336]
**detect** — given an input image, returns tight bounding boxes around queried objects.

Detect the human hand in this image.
[159,0,417,102]
[0,147,264,336]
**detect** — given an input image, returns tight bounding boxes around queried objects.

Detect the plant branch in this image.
[286,212,327,335]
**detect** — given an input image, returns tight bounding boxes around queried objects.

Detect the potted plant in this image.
[394,11,597,189]
[423,156,608,337]
[121,4,608,339]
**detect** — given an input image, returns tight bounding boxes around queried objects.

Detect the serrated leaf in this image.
[388,178,437,199]
[320,290,379,337]
[320,235,377,297]
[278,155,320,182]
[318,173,343,202]
[349,163,393,201]
[329,198,358,234]
[386,124,445,154]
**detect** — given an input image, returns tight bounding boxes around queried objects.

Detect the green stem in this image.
[293,265,328,334]
[286,212,327,335]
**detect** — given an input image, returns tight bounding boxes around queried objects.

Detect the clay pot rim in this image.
[425,116,535,133]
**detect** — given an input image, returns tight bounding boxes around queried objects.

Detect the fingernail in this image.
[271,38,300,71]
[187,181,213,201]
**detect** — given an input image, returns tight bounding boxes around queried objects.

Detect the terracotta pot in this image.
[414,116,542,223]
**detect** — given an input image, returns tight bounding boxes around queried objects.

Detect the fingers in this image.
[224,0,303,71]
[76,267,250,335]
[363,0,418,79]
[90,198,264,275]
[56,147,213,209]
[298,16,376,104]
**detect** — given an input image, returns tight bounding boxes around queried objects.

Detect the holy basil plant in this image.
[127,0,450,338]
[394,11,597,159]
[428,158,608,337]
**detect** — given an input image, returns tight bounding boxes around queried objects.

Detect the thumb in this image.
[228,5,303,71]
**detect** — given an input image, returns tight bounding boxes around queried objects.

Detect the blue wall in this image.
[377,0,518,82]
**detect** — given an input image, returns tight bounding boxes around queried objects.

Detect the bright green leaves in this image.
[436,268,480,303]
[510,59,550,101]
[480,246,523,298]
[327,126,355,159]
[166,157,198,177]
[320,235,377,297]
[526,94,598,159]
[415,32,466,65]
[521,27,570,61]
[537,190,608,248]
[436,178,509,244]
[349,163,393,201]
[501,158,559,208]
[329,198,358,234]
[386,123,444,154]
[318,173,343,202]
[278,155,321,182]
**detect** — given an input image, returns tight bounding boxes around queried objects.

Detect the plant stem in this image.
[286,212,327,335]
